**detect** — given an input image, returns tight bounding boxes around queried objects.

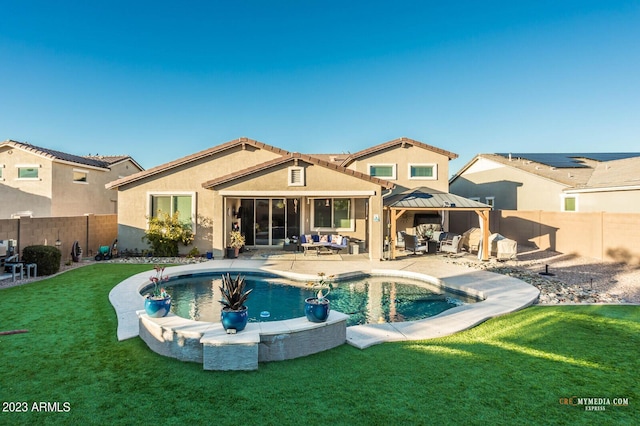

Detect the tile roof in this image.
[586,156,640,189]
[455,153,640,189]
[202,152,395,189]
[495,152,640,168]
[1,140,123,169]
[306,153,350,164]
[84,155,134,165]
[108,136,455,190]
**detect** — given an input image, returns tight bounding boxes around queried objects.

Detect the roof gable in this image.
[202,152,395,189]
[340,137,458,167]
[107,137,288,189]
[84,154,141,168]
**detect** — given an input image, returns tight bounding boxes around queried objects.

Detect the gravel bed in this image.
[444,247,640,304]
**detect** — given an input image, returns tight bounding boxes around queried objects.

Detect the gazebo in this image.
[384,187,492,260]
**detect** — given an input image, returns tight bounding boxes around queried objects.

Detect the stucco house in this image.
[0,140,143,219]
[449,153,640,213]
[107,136,491,260]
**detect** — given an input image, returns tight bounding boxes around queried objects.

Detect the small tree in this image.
[143,211,194,257]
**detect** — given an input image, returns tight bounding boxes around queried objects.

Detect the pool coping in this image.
[109,257,540,349]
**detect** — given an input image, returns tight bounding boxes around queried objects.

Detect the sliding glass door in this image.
[239,198,300,247]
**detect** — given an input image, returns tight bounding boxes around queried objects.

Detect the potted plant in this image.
[227,230,245,258]
[219,273,252,333]
[305,272,334,322]
[144,265,171,318]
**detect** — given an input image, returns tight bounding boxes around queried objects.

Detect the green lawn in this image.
[1,264,638,425]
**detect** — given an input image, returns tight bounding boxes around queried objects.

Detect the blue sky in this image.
[1,1,639,175]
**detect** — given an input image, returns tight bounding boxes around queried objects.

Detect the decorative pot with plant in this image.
[227,230,245,258]
[305,272,334,322]
[219,273,252,333]
[144,265,171,318]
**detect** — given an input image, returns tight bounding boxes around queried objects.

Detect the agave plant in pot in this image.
[219,273,253,333]
[305,272,334,322]
[144,265,171,318]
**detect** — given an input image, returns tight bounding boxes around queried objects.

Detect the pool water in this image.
[156,273,475,326]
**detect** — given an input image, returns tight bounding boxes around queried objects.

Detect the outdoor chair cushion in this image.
[300,234,348,252]
[402,232,428,255]
[440,234,462,254]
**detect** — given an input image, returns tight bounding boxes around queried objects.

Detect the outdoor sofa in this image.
[300,234,349,255]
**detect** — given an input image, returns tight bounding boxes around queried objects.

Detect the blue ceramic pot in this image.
[305,297,330,322]
[221,307,248,332]
[144,296,172,318]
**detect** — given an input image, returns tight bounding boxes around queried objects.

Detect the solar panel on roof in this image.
[580,153,640,161]
[495,153,640,168]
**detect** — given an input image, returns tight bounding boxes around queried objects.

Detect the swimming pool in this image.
[146,272,477,326]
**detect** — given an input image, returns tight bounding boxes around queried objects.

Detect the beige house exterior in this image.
[107,137,469,260]
[450,153,640,213]
[0,140,143,219]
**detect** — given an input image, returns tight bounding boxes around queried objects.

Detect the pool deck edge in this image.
[108,257,540,347]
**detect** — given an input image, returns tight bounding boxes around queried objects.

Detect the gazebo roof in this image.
[384,187,491,210]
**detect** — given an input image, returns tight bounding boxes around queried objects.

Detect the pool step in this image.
[201,325,261,371]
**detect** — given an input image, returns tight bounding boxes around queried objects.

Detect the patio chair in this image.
[401,232,428,255]
[440,234,462,254]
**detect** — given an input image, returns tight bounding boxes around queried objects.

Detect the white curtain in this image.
[477,213,484,260]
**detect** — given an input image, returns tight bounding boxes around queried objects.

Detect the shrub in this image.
[22,245,62,275]
[142,211,194,257]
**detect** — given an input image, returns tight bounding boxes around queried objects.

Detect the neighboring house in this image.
[449,153,640,212]
[107,136,486,260]
[0,140,143,218]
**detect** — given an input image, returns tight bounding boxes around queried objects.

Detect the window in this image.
[485,197,495,209]
[563,196,577,212]
[0,164,4,180]
[17,166,39,179]
[150,194,194,225]
[288,166,305,186]
[469,197,480,202]
[312,198,352,230]
[368,164,396,180]
[332,199,351,228]
[73,169,88,183]
[409,164,437,180]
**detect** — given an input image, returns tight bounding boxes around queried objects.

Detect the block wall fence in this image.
[0,214,117,260]
[2,211,638,264]
[449,210,640,264]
